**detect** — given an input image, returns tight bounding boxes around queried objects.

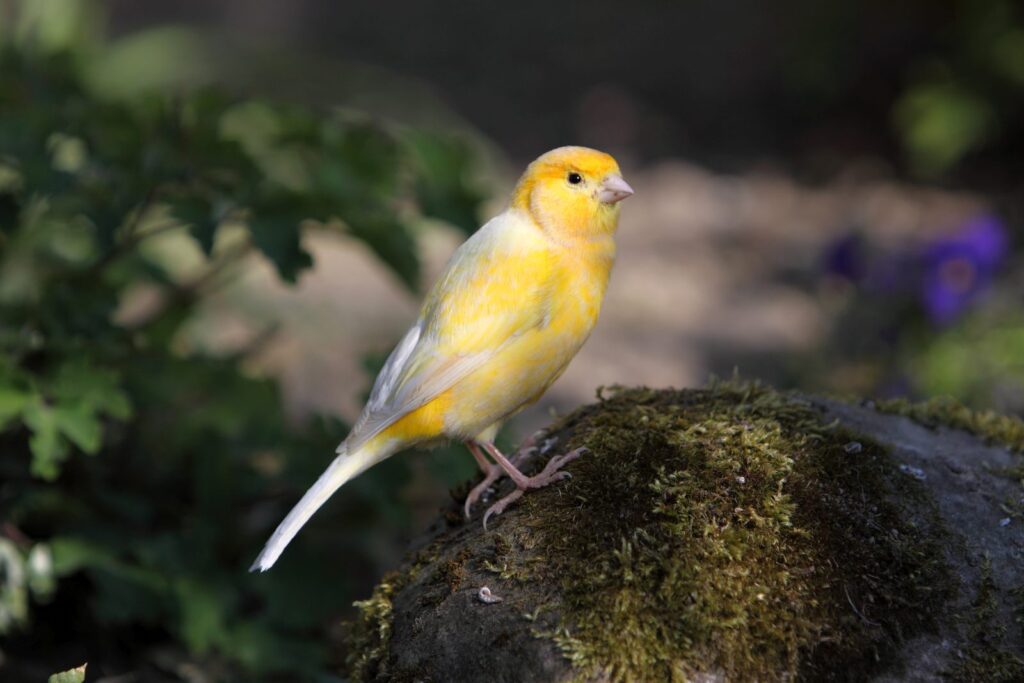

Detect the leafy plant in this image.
[0,8,485,679]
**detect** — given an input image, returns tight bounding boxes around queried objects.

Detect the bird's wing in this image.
[345,210,554,450]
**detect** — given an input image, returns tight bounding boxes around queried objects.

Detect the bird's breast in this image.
[443,240,614,438]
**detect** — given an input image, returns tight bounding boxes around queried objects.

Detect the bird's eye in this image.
[567,172,583,185]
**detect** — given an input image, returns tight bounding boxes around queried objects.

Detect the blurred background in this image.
[1,0,1022,679]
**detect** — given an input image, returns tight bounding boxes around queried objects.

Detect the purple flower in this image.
[921,214,1008,325]
[822,231,915,294]
[823,232,865,282]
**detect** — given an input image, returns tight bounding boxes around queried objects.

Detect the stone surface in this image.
[343,388,1024,682]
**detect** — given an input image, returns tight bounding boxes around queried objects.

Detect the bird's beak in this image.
[598,174,634,204]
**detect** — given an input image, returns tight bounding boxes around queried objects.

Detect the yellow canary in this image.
[252,146,633,571]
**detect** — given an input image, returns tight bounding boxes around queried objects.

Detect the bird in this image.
[251,146,633,572]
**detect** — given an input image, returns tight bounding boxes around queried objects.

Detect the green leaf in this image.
[0,385,31,429]
[51,537,119,577]
[345,213,420,290]
[51,360,132,421]
[406,132,484,234]
[16,360,134,478]
[170,195,220,255]
[331,123,401,198]
[22,382,108,478]
[894,79,995,177]
[23,400,70,481]
[247,206,313,283]
[174,577,228,654]
[54,404,102,454]
[50,538,167,593]
[48,665,87,683]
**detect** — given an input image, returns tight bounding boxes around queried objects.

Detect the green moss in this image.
[343,543,439,680]
[344,381,957,681]
[502,381,954,681]
[875,396,1024,453]
[874,396,1024,492]
[345,571,403,681]
[944,557,1024,682]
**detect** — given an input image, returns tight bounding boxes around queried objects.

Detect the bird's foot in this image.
[481,489,523,529]
[482,447,587,529]
[462,438,542,518]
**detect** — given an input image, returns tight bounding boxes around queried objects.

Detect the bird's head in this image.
[511,146,633,239]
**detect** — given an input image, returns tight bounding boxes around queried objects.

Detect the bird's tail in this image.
[250,440,390,572]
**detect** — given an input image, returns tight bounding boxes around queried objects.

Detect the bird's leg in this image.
[462,434,546,518]
[463,441,505,519]
[479,441,587,529]
[467,440,493,472]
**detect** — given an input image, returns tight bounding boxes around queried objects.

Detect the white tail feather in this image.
[250,442,388,572]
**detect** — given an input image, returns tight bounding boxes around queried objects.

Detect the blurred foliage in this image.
[0,2,485,679]
[894,0,1024,177]
[808,213,1024,414]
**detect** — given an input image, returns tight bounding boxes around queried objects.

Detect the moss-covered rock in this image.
[342,383,1024,682]
[874,395,1024,454]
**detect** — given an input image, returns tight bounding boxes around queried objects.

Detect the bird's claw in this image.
[537,447,587,479]
[480,446,588,529]
[483,489,523,530]
[464,464,504,519]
